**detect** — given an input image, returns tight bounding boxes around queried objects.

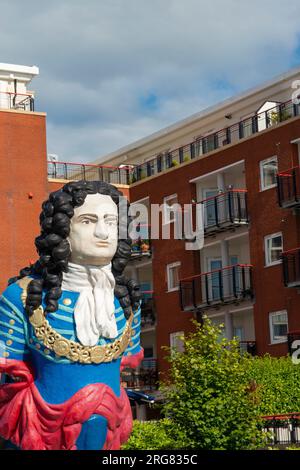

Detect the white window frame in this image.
[170,331,185,353]
[260,156,278,191]
[167,261,181,292]
[269,310,288,344]
[163,193,178,224]
[264,232,283,267]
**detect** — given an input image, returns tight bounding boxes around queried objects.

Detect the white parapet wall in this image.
[0,63,39,110]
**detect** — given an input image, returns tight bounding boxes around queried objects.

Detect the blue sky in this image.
[0,0,300,163]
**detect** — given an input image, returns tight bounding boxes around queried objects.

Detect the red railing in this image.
[281,247,300,288]
[180,264,253,311]
[197,189,249,234]
[277,166,300,208]
[0,91,35,111]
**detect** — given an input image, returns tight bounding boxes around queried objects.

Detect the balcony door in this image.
[207,256,238,301]
[203,188,219,228]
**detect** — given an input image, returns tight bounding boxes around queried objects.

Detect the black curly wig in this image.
[10,180,141,320]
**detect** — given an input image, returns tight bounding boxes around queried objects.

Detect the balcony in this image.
[47,161,131,185]
[179,264,253,312]
[282,248,300,288]
[239,340,257,356]
[199,189,249,236]
[0,91,35,112]
[131,99,299,183]
[277,166,300,209]
[140,292,156,329]
[121,358,158,391]
[131,237,151,259]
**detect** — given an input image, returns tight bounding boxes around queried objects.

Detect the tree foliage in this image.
[124,319,267,450]
[246,354,300,416]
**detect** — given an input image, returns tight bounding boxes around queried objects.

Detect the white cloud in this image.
[0,0,300,162]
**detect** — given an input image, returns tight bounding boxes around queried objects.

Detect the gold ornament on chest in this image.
[17,277,133,364]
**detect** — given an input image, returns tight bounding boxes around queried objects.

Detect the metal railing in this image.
[121,358,158,391]
[281,247,300,288]
[47,161,132,185]
[0,91,35,111]
[262,413,300,446]
[141,291,156,329]
[179,264,253,312]
[239,340,256,356]
[198,189,249,235]
[131,99,299,182]
[277,166,300,208]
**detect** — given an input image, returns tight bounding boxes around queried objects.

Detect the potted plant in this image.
[140,239,150,252]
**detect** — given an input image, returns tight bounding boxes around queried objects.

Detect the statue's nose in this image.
[94,221,109,240]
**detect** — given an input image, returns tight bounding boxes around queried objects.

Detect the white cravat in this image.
[61,262,117,347]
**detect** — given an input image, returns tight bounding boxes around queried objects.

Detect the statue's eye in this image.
[82,220,90,225]
[105,216,117,226]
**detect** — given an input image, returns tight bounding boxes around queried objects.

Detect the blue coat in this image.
[0,278,142,449]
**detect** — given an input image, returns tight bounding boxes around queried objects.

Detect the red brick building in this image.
[2,63,300,386]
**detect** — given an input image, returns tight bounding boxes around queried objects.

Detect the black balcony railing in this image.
[277,166,300,209]
[141,292,156,329]
[131,99,299,183]
[239,340,257,356]
[0,91,35,111]
[199,189,249,235]
[179,264,253,312]
[262,413,300,446]
[121,358,158,391]
[287,331,300,355]
[282,248,300,288]
[47,161,132,185]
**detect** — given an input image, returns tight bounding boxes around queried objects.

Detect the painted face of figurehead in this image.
[67,194,118,266]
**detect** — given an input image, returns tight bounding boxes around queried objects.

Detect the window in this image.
[170,331,185,353]
[167,262,181,291]
[143,347,154,358]
[163,193,178,224]
[260,156,278,190]
[269,311,288,344]
[264,232,283,266]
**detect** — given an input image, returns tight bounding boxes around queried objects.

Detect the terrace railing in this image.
[131,99,300,183]
[140,291,156,329]
[47,161,132,185]
[277,166,300,208]
[0,91,35,111]
[198,189,249,235]
[262,413,300,446]
[121,358,158,391]
[179,264,253,312]
[281,247,300,288]
[239,340,256,356]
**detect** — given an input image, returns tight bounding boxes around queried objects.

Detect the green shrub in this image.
[159,319,266,450]
[246,354,300,416]
[122,419,191,450]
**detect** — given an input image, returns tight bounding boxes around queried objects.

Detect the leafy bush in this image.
[159,320,266,449]
[122,419,191,450]
[124,320,300,450]
[246,354,300,416]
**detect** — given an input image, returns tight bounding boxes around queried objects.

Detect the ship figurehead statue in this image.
[0,180,143,450]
